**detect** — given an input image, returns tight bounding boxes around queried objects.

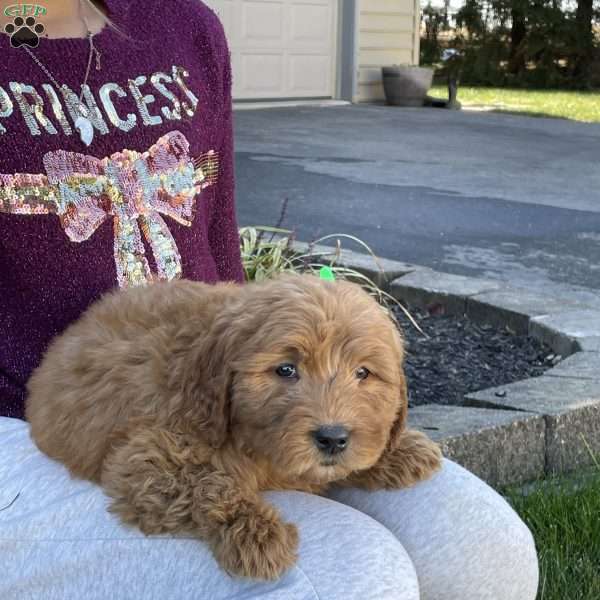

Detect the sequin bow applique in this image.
[0,131,219,287]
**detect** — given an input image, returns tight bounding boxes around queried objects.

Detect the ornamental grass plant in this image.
[239,223,424,336]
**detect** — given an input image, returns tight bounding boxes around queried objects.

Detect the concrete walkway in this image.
[234,105,600,294]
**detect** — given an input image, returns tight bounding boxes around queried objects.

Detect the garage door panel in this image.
[241,1,285,44]
[230,52,241,97]
[205,0,337,99]
[240,53,285,94]
[288,53,331,95]
[203,0,235,37]
[220,0,236,39]
[290,3,333,46]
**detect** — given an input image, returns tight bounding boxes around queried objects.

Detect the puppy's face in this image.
[228,275,406,485]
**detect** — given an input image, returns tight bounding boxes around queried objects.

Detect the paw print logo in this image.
[4,16,45,48]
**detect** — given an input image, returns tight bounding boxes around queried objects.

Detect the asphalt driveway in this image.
[233,104,600,294]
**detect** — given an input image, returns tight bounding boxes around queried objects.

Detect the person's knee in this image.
[267,491,420,600]
[415,472,539,600]
[477,504,539,600]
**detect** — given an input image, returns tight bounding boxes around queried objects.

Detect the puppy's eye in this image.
[275,363,298,379]
[356,367,370,380]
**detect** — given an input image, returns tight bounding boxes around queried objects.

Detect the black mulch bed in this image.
[392,303,561,407]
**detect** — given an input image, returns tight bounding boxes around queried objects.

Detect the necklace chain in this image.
[22,43,92,106]
[21,1,102,106]
[19,1,105,145]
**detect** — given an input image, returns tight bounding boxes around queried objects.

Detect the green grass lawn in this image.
[505,468,600,600]
[429,86,600,123]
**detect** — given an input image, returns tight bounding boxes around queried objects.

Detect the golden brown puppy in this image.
[26,273,441,580]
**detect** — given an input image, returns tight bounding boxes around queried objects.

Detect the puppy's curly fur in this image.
[26,273,441,580]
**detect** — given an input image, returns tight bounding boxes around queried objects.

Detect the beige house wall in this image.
[357,0,421,102]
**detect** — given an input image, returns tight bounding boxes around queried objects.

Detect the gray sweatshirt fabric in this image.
[0,417,538,600]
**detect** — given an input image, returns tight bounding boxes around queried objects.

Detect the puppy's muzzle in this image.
[312,425,350,456]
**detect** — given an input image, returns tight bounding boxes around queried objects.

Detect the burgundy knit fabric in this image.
[0,0,244,420]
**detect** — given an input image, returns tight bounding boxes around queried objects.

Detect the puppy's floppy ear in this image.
[388,369,409,443]
[385,323,409,444]
[169,327,234,449]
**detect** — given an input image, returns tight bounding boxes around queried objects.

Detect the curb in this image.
[298,241,600,488]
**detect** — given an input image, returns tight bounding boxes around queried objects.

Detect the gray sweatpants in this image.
[0,417,538,600]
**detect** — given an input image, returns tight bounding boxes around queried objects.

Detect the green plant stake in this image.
[319,266,335,281]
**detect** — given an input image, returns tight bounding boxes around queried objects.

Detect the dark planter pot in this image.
[382,66,434,107]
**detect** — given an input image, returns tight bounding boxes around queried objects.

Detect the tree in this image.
[574,0,594,78]
[508,0,527,74]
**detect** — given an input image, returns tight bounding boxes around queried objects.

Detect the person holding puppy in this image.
[0,1,539,599]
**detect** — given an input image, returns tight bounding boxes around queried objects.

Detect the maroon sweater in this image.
[0,0,244,420]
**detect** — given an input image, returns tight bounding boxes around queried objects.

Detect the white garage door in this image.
[203,0,339,100]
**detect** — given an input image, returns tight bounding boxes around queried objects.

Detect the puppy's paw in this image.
[215,509,299,580]
[346,429,442,491]
[380,429,442,488]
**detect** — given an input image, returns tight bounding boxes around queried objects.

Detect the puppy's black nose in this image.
[312,425,350,455]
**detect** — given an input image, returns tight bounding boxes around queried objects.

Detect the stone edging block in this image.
[544,352,600,380]
[465,377,600,474]
[408,404,545,487]
[577,337,600,352]
[531,310,600,357]
[389,270,502,316]
[466,288,594,336]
